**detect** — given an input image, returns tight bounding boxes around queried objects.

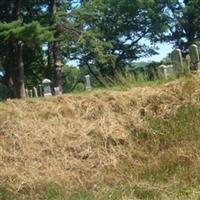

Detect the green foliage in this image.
[0,20,53,43]
[0,187,18,200]
[148,104,200,142]
[166,0,200,52]
[0,0,199,98]
[62,66,81,92]
[67,190,94,200]
[69,0,172,77]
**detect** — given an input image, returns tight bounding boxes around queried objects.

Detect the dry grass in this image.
[1,74,200,199]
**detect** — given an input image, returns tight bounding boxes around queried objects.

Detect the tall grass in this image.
[97,71,173,92]
[1,74,200,199]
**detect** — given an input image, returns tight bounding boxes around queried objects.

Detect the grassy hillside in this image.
[1,75,200,199]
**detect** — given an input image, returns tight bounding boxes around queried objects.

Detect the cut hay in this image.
[1,75,200,199]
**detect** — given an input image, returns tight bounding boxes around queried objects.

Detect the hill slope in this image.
[1,75,200,199]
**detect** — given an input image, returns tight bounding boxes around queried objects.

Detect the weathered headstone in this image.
[189,44,200,70]
[25,89,29,98]
[158,65,174,79]
[38,84,43,97]
[33,87,38,98]
[84,75,92,91]
[54,87,62,95]
[171,49,184,75]
[29,90,33,98]
[42,79,52,97]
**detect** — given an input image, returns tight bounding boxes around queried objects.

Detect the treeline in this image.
[0,0,199,99]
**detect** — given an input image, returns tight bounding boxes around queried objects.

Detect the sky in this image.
[138,42,174,62]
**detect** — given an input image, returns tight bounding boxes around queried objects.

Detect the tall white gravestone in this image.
[54,87,62,95]
[171,49,184,75]
[42,79,52,97]
[33,87,38,98]
[84,75,92,91]
[189,44,200,71]
[158,65,174,79]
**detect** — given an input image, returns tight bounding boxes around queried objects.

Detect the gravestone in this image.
[33,87,38,98]
[29,90,33,98]
[189,44,200,71]
[158,65,174,79]
[84,75,92,91]
[42,79,52,97]
[38,84,43,97]
[171,49,183,75]
[25,89,29,98]
[54,87,62,95]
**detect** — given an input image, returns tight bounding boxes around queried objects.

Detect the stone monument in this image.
[84,75,92,91]
[189,44,200,71]
[33,87,38,98]
[38,84,43,97]
[25,89,29,98]
[171,49,184,75]
[42,79,52,97]
[54,87,62,95]
[158,65,174,79]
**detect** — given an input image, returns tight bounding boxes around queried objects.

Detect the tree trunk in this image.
[4,0,18,98]
[52,41,63,90]
[50,0,63,92]
[5,43,15,98]
[13,41,25,98]
[4,0,25,99]
[85,61,106,87]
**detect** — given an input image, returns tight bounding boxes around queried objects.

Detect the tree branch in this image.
[116,29,150,66]
[85,61,106,87]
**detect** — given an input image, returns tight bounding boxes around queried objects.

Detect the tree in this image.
[68,0,171,78]
[167,0,200,53]
[1,0,198,100]
[0,0,53,98]
[47,0,82,91]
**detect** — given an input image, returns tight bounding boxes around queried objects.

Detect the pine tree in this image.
[0,0,53,98]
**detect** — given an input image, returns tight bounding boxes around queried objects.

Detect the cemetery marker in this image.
[42,79,52,97]
[189,44,200,71]
[84,75,92,91]
[171,49,183,75]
